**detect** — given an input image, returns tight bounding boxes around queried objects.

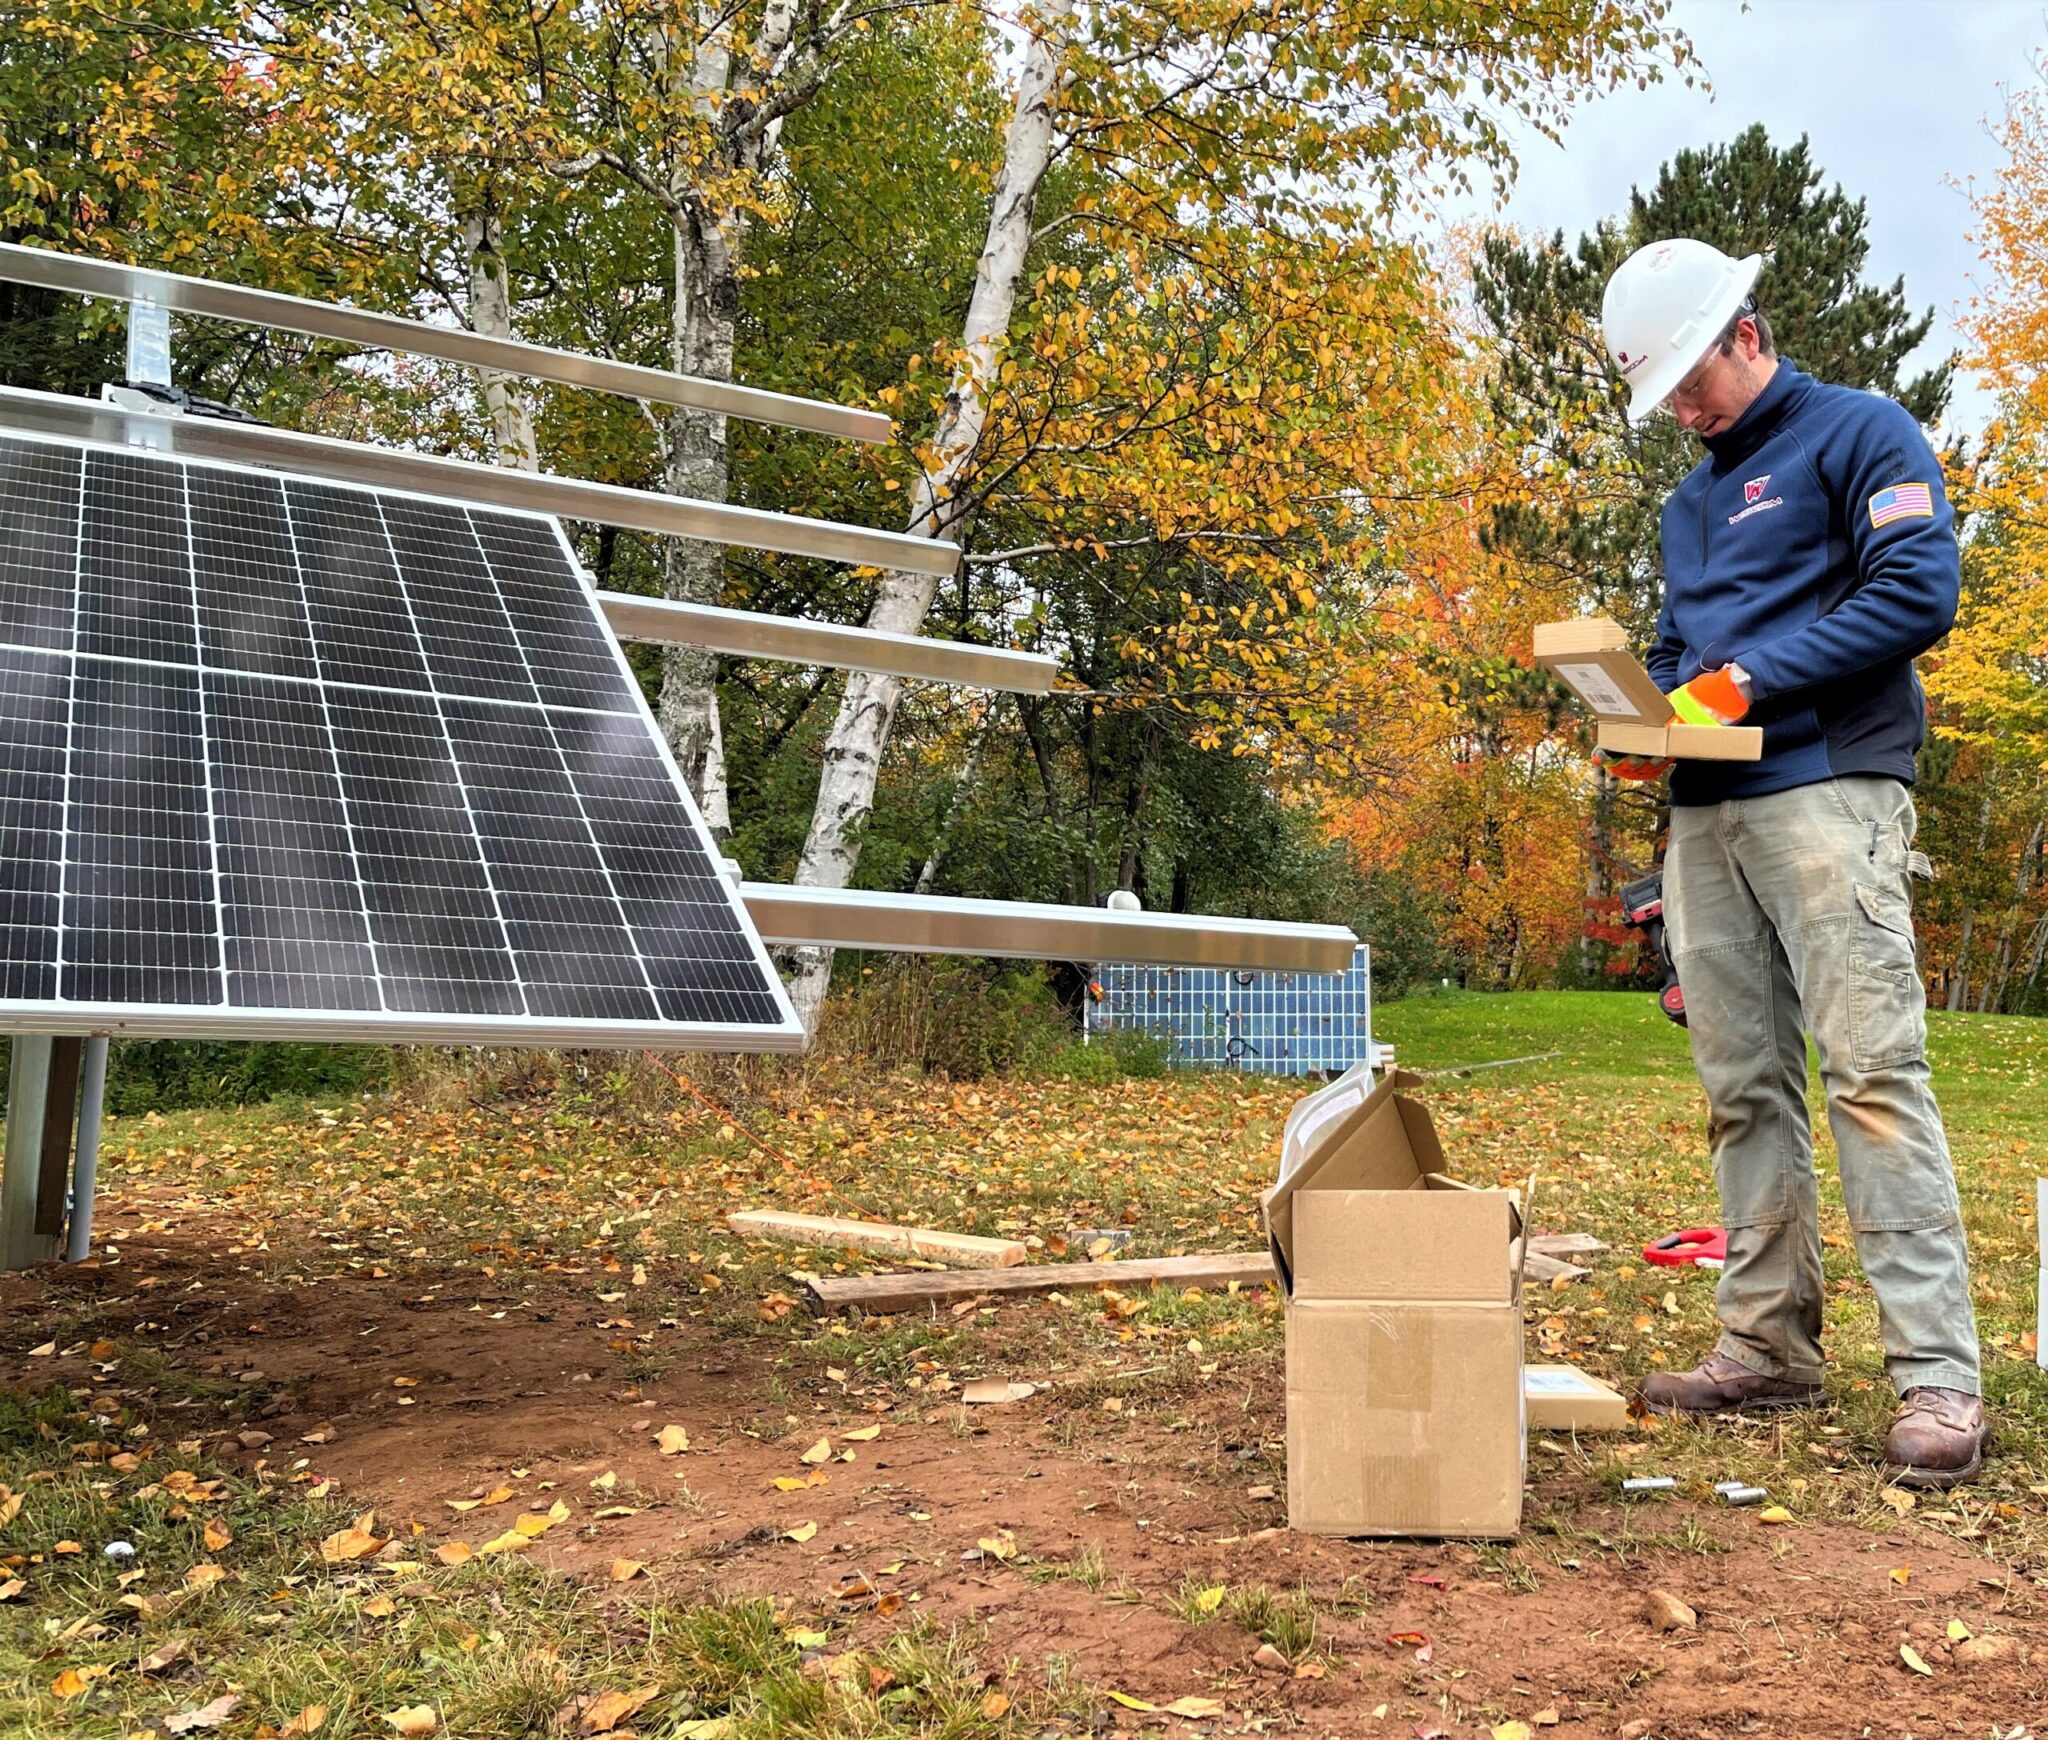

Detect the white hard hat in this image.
[1602,239,1764,424]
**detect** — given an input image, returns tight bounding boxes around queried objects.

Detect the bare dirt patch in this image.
[8,1192,2045,1738]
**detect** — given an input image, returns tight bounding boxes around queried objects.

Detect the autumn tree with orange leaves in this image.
[1919,48,2048,1014]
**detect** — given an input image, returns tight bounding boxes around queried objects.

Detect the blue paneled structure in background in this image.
[1087,946,1373,1075]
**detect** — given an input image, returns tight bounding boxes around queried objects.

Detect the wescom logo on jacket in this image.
[1648,361,1959,807]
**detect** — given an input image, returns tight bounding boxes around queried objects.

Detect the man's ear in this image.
[1734,316,1763,362]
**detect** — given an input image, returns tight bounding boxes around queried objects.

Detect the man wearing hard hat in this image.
[1601,238,1983,1487]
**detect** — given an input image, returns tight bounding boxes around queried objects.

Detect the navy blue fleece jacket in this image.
[1647,360,1959,805]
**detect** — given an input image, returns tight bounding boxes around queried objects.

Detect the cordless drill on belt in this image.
[1619,871,1686,1026]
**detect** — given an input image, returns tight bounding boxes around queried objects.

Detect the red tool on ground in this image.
[1644,1227,1727,1269]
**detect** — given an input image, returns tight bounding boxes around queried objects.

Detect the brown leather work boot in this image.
[1638,1352,1822,1415]
[1883,1387,1989,1489]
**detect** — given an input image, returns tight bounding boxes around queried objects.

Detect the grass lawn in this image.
[1,990,2044,1737]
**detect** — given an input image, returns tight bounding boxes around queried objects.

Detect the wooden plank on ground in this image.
[807,1251,1276,1314]
[728,1209,1027,1270]
[1528,1232,1607,1258]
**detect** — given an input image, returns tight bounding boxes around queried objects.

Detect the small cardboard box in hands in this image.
[1264,1067,1528,1538]
[1533,618,1762,762]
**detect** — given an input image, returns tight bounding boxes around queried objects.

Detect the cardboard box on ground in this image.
[1264,1066,1530,1539]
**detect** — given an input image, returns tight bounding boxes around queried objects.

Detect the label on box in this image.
[1285,1073,1369,1170]
[1524,1367,1606,1396]
[1552,661,1642,717]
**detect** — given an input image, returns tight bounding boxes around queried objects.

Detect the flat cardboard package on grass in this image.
[1265,1066,1528,1538]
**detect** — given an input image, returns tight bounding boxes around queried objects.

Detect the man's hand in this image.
[1595,747,1675,782]
[1668,665,1752,727]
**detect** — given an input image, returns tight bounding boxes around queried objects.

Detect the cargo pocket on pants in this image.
[1848,883,1923,1071]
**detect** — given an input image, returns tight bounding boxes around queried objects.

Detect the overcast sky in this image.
[1466,0,2045,435]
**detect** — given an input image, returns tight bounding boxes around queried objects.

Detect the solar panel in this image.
[0,427,802,1049]
[1087,948,1374,1075]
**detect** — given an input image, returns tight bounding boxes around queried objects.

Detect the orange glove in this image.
[1594,747,1674,782]
[1668,665,1750,727]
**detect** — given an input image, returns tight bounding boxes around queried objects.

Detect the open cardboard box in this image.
[1533,618,1763,763]
[1265,1067,1529,1538]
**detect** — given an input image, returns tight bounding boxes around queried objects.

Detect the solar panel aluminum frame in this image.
[0,240,892,443]
[0,423,807,1053]
[0,386,957,578]
[596,592,1059,694]
[738,884,1360,974]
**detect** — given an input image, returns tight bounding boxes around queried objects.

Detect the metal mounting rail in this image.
[597,592,1054,691]
[0,388,958,576]
[0,241,892,442]
[739,884,1359,973]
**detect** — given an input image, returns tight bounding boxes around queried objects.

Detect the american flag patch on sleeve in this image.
[1869,482,1935,528]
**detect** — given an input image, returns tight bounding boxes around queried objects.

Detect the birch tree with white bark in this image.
[778,0,1687,1026]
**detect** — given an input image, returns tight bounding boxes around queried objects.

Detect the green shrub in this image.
[1044,1026,1173,1083]
[0,1037,390,1118]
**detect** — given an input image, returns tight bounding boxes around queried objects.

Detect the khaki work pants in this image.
[1665,774,1980,1397]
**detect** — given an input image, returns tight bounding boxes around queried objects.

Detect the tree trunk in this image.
[2020,910,2048,1011]
[1947,789,1997,1011]
[782,0,1076,1028]
[650,3,742,822]
[1581,766,1612,981]
[460,202,538,471]
[1115,728,1161,894]
[914,701,1002,895]
[1987,816,2046,1014]
[1946,909,1973,1014]
[655,208,740,823]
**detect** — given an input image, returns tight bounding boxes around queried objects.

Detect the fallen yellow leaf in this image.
[52,1665,110,1698]
[842,1426,881,1442]
[434,1542,473,1567]
[655,1425,690,1455]
[280,1706,328,1737]
[981,1691,1011,1718]
[784,1521,818,1543]
[382,1706,438,1736]
[1888,1566,1910,1587]
[771,1477,810,1493]
[1192,1585,1225,1616]
[1757,1506,1794,1525]
[320,1511,383,1563]
[610,1558,646,1583]
[203,1518,233,1553]
[363,1595,397,1618]
[580,1685,658,1732]
[977,1529,1017,1561]
[1901,1644,1933,1676]
[1105,1692,1158,1712]
[1947,1618,1972,1642]
[1161,1698,1226,1718]
[138,1637,187,1675]
[1493,1724,1534,1740]
[799,1438,831,1465]
[477,1528,532,1556]
[184,1562,227,1589]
